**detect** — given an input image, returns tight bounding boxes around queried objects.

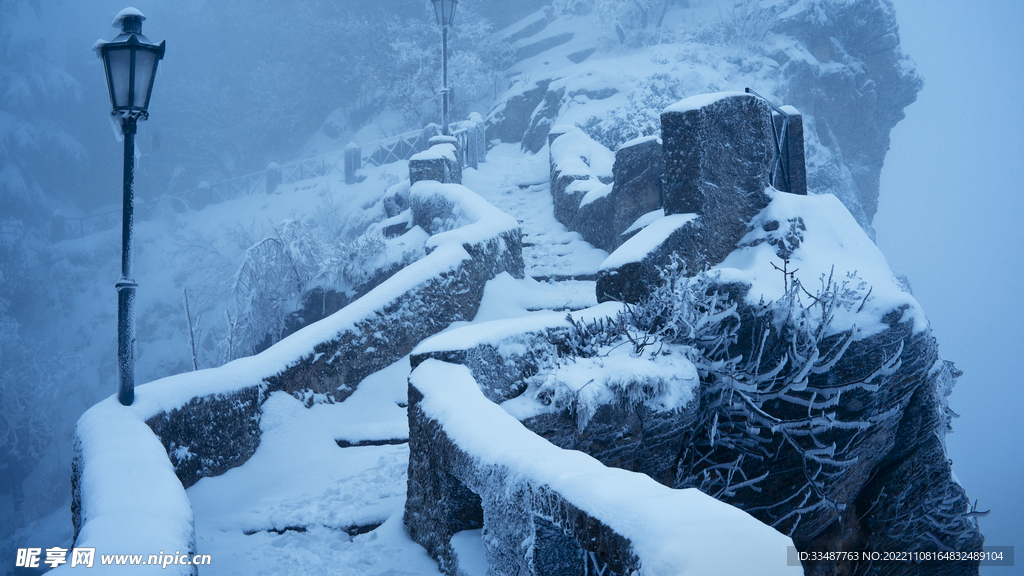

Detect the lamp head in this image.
[95,7,165,118]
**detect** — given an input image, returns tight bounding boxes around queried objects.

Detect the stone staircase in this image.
[462,146,607,311]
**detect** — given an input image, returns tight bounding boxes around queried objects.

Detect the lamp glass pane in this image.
[446,0,457,25]
[132,49,157,109]
[432,0,443,25]
[106,48,132,108]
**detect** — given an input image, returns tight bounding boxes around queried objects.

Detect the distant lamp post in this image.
[94,8,165,406]
[431,0,458,135]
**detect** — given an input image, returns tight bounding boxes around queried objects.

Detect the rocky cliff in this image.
[486,0,920,238]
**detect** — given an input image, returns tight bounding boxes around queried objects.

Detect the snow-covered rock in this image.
[485,0,921,237]
[405,359,801,576]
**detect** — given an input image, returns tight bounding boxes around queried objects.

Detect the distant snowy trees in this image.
[155,0,506,190]
[0,0,84,222]
[0,0,88,544]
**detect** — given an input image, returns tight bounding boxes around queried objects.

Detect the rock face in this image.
[668,283,982,576]
[487,80,551,145]
[661,92,774,254]
[573,136,664,253]
[772,0,921,232]
[485,0,919,235]
[597,93,780,302]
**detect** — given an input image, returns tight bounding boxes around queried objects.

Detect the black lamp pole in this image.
[431,0,458,136]
[95,8,165,406]
[442,25,449,136]
[115,113,138,406]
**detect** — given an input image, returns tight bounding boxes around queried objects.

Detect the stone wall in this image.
[405,359,798,576]
[145,385,265,490]
[572,135,664,253]
[70,180,524,546]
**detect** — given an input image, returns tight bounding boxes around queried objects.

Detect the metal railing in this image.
[57,119,487,241]
[745,87,792,193]
[362,126,438,168]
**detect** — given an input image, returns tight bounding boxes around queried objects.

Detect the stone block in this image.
[410,141,462,185]
[595,214,700,303]
[573,136,664,253]
[661,92,774,267]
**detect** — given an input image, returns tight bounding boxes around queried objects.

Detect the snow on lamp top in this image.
[112,7,146,28]
[95,7,165,115]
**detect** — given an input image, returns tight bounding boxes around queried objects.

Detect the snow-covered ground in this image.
[188,359,440,576]
[178,139,617,576]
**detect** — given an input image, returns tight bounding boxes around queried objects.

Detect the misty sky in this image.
[878,0,1024,564]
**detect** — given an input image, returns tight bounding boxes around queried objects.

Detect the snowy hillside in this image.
[9,2,975,575]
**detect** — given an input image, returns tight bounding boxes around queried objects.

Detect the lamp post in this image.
[94,8,165,406]
[431,0,458,136]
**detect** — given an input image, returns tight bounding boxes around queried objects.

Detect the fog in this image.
[878,0,1024,566]
[1,0,1020,570]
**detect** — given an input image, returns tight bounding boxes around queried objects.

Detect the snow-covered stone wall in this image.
[405,359,801,576]
[67,181,523,559]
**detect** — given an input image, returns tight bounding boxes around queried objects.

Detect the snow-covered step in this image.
[185,359,443,575]
[463,145,608,284]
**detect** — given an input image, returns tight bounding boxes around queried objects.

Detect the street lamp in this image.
[94,7,165,406]
[431,0,458,136]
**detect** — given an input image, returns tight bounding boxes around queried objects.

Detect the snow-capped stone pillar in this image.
[776,106,807,195]
[344,141,361,185]
[409,136,462,185]
[465,112,486,169]
[265,162,281,194]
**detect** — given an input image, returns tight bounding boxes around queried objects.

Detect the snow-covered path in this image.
[463,144,608,283]
[186,145,607,574]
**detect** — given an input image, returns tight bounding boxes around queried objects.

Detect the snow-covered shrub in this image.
[551,258,897,535]
[694,0,778,52]
[650,263,899,534]
[225,210,426,360]
[315,232,387,293]
[577,73,687,150]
